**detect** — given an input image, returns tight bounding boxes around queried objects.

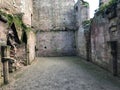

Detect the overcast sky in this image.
[74,0,99,18]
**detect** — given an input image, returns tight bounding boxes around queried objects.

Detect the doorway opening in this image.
[110,41,118,76]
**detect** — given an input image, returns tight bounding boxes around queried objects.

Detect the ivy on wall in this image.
[82,0,89,7]
[0,10,31,32]
[0,10,32,42]
[98,0,117,13]
[82,19,92,26]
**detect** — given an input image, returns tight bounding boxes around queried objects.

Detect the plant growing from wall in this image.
[82,19,91,26]
[0,10,31,31]
[0,10,32,42]
[98,0,117,12]
[82,0,89,7]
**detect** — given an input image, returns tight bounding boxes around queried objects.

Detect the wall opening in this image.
[110,41,118,76]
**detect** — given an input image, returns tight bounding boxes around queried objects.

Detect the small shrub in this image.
[99,0,117,12]
[82,20,91,26]
[82,1,89,7]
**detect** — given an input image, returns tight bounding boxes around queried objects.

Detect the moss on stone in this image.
[82,1,89,7]
[0,10,32,42]
[82,20,91,26]
[7,14,14,26]
[98,0,117,13]
[0,10,14,25]
[0,10,30,31]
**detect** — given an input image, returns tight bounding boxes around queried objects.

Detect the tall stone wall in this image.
[33,0,76,56]
[21,0,33,26]
[117,1,120,76]
[0,21,7,46]
[36,31,76,56]
[0,0,35,75]
[0,0,21,13]
[0,0,33,26]
[91,15,111,70]
[0,21,8,84]
[75,26,86,58]
[32,0,76,31]
[74,0,89,58]
[90,1,120,76]
[75,0,89,28]
[27,31,36,64]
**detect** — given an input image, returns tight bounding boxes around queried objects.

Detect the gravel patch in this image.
[1,57,120,90]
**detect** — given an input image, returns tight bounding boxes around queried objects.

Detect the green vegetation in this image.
[0,10,30,32]
[6,14,14,26]
[82,1,89,7]
[0,10,33,44]
[82,19,92,26]
[99,0,117,12]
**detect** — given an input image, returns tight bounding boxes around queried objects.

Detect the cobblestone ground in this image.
[1,57,120,90]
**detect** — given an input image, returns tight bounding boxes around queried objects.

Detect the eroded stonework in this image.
[36,31,76,56]
[75,0,89,58]
[32,0,76,31]
[33,0,77,56]
[0,0,33,26]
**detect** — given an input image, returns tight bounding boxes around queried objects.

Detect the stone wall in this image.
[0,0,21,13]
[32,0,76,31]
[91,15,111,70]
[36,31,76,56]
[0,21,7,46]
[27,31,36,64]
[117,1,120,76]
[74,0,120,76]
[0,20,7,85]
[75,26,86,58]
[21,0,33,26]
[15,43,27,66]
[33,0,76,56]
[90,1,120,76]
[0,0,33,26]
[75,0,89,28]
[0,0,34,61]
[0,0,35,83]
[74,0,89,58]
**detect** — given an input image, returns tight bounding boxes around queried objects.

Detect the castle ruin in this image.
[0,0,120,86]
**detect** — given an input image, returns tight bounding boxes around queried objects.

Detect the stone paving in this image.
[1,57,120,90]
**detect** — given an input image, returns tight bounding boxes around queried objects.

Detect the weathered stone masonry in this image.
[0,0,120,85]
[74,0,89,59]
[33,0,76,56]
[36,31,76,56]
[0,0,35,64]
[90,0,120,76]
[0,0,36,84]
[73,0,120,76]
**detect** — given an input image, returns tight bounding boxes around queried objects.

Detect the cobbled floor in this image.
[1,57,120,90]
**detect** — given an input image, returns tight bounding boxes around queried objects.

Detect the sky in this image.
[74,0,99,18]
